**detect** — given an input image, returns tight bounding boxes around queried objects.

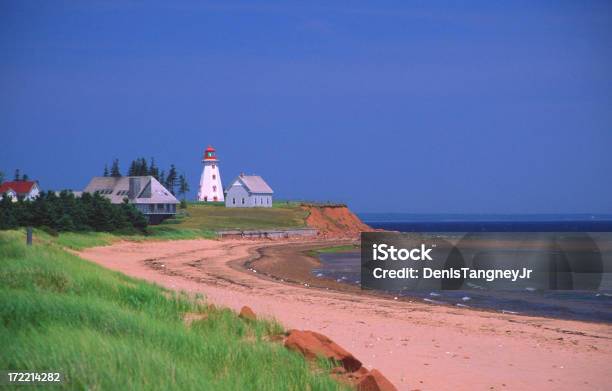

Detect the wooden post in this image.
[26,227,33,246]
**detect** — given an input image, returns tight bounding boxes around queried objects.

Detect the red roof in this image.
[0,181,36,195]
[205,145,216,152]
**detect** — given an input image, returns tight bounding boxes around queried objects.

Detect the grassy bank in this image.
[0,231,345,390]
[163,202,309,232]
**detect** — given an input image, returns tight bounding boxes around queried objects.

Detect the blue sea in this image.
[359,213,612,232]
[311,214,612,323]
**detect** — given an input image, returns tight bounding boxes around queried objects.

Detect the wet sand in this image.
[79,239,612,391]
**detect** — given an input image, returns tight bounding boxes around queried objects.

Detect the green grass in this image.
[50,231,119,250]
[166,203,309,232]
[0,230,346,390]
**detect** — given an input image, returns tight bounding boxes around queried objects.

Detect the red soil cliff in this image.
[302,204,372,238]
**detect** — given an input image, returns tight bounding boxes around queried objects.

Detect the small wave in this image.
[456,303,470,308]
[316,273,323,277]
[429,292,441,297]
[525,287,536,292]
[461,296,471,301]
[501,310,519,315]
[423,298,444,305]
[466,282,485,290]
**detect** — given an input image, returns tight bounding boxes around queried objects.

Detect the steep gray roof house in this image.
[225,174,273,208]
[83,176,179,224]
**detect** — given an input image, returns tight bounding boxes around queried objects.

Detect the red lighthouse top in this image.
[203,145,217,161]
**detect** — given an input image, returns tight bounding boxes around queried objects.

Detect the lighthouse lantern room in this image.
[197,145,224,202]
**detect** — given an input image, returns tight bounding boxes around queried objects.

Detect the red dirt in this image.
[284,329,397,390]
[285,329,363,372]
[303,205,372,238]
[239,306,257,321]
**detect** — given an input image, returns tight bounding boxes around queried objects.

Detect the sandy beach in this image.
[79,238,612,391]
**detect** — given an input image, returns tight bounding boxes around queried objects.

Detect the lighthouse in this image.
[197,146,224,202]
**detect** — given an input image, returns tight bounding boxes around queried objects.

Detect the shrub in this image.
[0,191,148,233]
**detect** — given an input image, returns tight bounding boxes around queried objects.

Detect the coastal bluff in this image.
[302,203,372,238]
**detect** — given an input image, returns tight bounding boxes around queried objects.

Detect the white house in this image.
[0,181,40,202]
[225,174,273,208]
[83,176,179,224]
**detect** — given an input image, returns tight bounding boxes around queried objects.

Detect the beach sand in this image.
[79,239,612,391]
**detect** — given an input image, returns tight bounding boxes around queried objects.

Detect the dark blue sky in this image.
[1,1,611,213]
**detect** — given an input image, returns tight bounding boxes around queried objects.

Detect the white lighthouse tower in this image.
[197,145,224,202]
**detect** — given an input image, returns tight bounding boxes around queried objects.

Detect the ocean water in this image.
[310,214,612,323]
[359,213,612,232]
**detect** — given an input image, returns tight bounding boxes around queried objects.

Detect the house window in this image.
[212,174,216,180]
[213,196,218,201]
[242,198,245,204]
[213,185,216,192]
[212,164,216,169]
[232,197,236,205]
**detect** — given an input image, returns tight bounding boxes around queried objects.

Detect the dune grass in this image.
[27,225,217,252]
[0,231,346,390]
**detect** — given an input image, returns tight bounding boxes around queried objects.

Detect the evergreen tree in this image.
[139,157,149,176]
[57,213,76,232]
[110,159,121,177]
[14,169,20,181]
[165,165,178,195]
[0,195,17,229]
[121,199,148,231]
[0,185,148,233]
[103,165,109,177]
[159,170,166,187]
[126,158,150,176]
[149,158,159,180]
[178,174,190,200]
[128,160,138,176]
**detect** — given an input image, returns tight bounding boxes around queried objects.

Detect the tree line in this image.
[103,158,190,199]
[0,190,148,233]
[0,169,30,183]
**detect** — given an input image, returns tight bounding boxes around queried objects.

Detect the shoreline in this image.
[79,237,612,390]
[246,244,611,325]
